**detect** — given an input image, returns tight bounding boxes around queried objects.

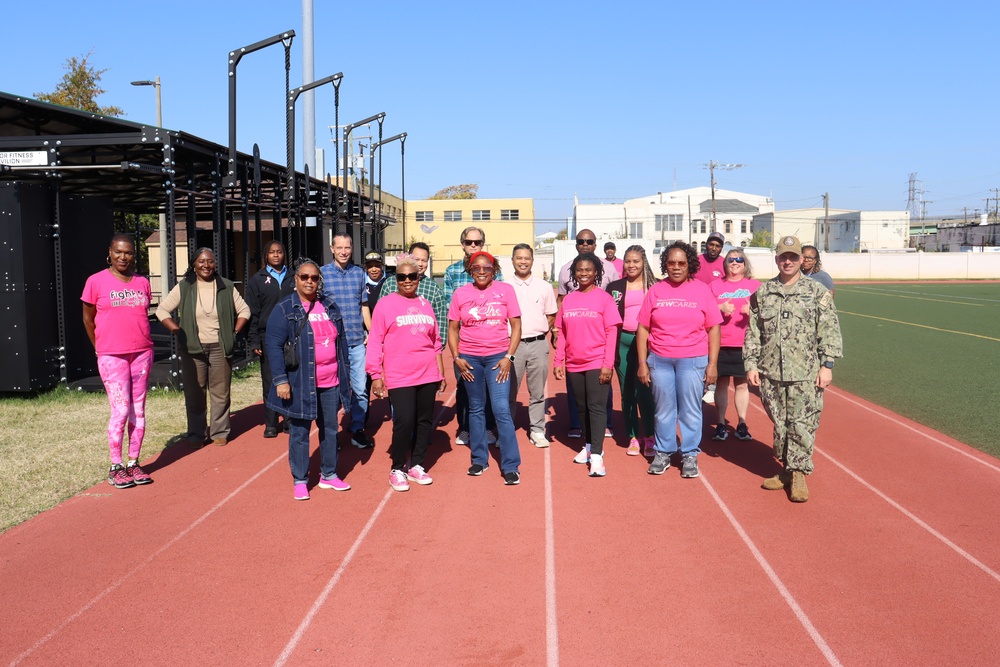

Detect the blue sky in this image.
[3,1,997,231]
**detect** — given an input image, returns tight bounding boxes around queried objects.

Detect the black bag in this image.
[283,300,316,371]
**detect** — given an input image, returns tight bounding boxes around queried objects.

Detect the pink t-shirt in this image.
[622,287,645,333]
[711,277,762,348]
[554,288,622,372]
[694,255,725,284]
[365,293,443,390]
[637,279,723,358]
[302,299,339,388]
[610,257,624,277]
[80,270,153,355]
[447,281,522,356]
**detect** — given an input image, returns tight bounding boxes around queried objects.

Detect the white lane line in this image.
[10,448,290,667]
[700,473,843,667]
[747,400,1000,584]
[825,387,1000,474]
[273,489,394,667]
[274,396,456,666]
[544,442,559,667]
[816,449,1000,584]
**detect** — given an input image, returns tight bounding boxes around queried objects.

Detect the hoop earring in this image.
[106,255,112,266]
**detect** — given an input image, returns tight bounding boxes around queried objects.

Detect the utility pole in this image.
[823,192,830,252]
[703,160,745,232]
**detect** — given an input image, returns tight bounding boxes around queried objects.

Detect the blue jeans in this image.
[566,378,613,431]
[648,353,707,457]
[460,352,521,474]
[288,386,341,484]
[348,343,368,432]
[455,362,496,433]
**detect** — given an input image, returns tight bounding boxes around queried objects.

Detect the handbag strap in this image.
[292,298,318,343]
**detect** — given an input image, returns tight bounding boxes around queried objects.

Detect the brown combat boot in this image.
[761,471,790,490]
[790,471,809,502]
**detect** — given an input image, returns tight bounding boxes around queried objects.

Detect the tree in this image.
[748,230,772,248]
[429,184,478,200]
[35,51,124,117]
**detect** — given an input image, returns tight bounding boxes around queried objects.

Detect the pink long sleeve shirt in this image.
[365,293,443,390]
[554,287,621,372]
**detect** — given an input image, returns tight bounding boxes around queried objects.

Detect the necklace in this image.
[197,280,216,316]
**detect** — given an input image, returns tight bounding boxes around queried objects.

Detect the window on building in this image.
[444,210,462,222]
[700,242,707,253]
[724,220,732,234]
[698,219,707,234]
[741,220,747,233]
[501,209,519,220]
[415,211,433,222]
[472,209,490,221]
[656,214,683,232]
[629,222,643,237]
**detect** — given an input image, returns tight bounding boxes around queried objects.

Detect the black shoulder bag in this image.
[283,299,317,371]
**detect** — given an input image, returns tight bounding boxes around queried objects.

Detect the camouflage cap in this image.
[775,235,803,256]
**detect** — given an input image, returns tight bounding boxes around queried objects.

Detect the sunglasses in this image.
[802,256,818,261]
[726,257,745,264]
[395,272,420,282]
[296,274,320,282]
[576,238,596,245]
[471,264,494,274]
[462,239,484,247]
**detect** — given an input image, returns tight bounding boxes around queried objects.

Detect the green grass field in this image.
[834,282,1000,459]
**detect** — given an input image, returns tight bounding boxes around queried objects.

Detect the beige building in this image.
[752,207,910,252]
[389,197,535,276]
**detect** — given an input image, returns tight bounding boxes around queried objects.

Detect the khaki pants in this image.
[509,337,550,436]
[181,343,232,441]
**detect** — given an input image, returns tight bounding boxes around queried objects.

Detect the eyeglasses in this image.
[726,257,745,264]
[296,274,320,282]
[395,272,420,282]
[462,239,484,247]
[576,238,596,245]
[802,256,818,261]
[470,264,494,274]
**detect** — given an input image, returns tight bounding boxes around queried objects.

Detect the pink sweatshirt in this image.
[637,279,723,358]
[80,270,154,355]
[711,277,761,347]
[554,287,621,372]
[366,293,443,390]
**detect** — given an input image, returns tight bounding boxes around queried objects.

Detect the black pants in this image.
[259,346,280,429]
[567,370,610,455]
[388,381,438,470]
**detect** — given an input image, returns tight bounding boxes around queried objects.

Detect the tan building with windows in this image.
[387,197,535,276]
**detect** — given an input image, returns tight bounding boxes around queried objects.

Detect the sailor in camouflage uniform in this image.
[743,236,842,502]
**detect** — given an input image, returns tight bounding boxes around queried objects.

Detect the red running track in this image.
[3,361,1000,666]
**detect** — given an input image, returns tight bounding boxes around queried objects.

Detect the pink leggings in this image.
[97,350,154,464]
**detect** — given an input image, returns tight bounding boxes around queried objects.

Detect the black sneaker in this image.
[735,423,752,441]
[351,430,374,449]
[468,464,489,476]
[503,471,520,485]
[263,426,279,439]
[680,455,699,478]
[712,423,728,441]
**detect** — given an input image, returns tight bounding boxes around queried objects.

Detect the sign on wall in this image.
[0,151,49,167]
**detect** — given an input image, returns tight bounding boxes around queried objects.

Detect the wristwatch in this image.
[508,354,516,362]
[822,360,835,369]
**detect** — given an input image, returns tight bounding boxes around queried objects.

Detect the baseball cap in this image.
[707,232,725,245]
[364,251,383,264]
[775,235,803,256]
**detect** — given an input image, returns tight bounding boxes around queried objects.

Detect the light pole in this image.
[132,77,167,298]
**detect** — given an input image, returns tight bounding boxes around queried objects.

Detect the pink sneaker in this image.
[318,475,351,491]
[643,437,656,458]
[293,482,309,500]
[406,465,433,485]
[626,438,641,456]
[390,469,410,492]
[589,453,606,477]
[126,462,152,485]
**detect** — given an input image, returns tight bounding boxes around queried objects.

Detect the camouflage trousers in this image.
[758,378,825,475]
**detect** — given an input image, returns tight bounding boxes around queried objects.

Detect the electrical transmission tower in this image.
[906,173,925,223]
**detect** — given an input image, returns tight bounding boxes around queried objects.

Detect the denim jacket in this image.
[264,290,351,420]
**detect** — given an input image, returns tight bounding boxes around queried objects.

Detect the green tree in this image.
[35,51,124,117]
[429,184,478,200]
[748,230,772,248]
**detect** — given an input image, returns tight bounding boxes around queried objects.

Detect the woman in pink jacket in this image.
[553,252,622,477]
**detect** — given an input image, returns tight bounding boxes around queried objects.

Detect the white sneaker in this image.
[529,431,549,448]
[703,384,716,404]
[589,453,606,477]
[573,444,592,464]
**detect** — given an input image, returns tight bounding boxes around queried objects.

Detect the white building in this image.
[574,186,775,253]
[752,208,910,252]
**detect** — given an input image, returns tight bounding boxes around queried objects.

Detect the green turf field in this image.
[833,282,1000,459]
